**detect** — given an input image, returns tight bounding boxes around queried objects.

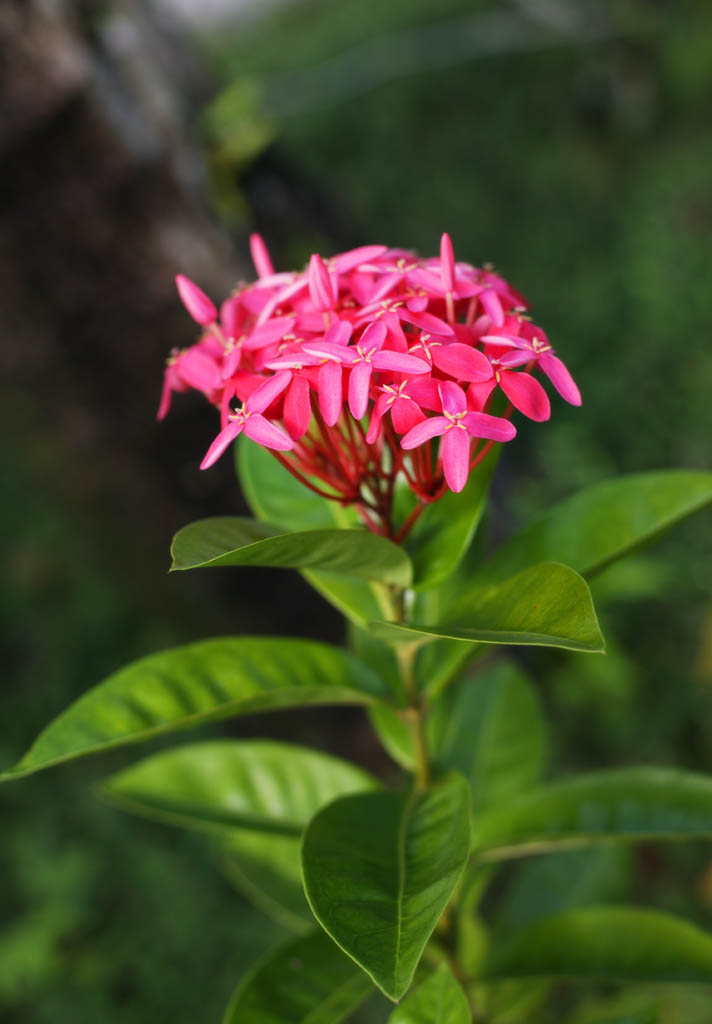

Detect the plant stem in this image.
[393,590,431,791]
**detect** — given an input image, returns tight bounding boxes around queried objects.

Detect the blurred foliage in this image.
[3,0,712,1020]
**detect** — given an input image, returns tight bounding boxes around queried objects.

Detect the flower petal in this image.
[220,295,243,338]
[481,288,504,328]
[283,374,312,439]
[324,320,353,347]
[440,232,455,292]
[244,414,295,451]
[309,253,337,311]
[175,274,217,326]
[440,427,470,493]
[366,393,389,444]
[539,352,582,406]
[464,411,517,442]
[466,379,497,411]
[400,310,455,336]
[391,397,425,435]
[372,351,430,374]
[332,245,388,273]
[438,380,467,415]
[348,360,373,420]
[303,341,356,363]
[318,360,343,426]
[243,317,297,351]
[249,233,274,278]
[431,342,492,382]
[246,370,292,414]
[401,416,448,450]
[200,419,243,470]
[499,370,551,422]
[358,320,387,352]
[177,348,222,392]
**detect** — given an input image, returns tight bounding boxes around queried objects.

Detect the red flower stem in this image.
[394,500,426,543]
[270,452,354,502]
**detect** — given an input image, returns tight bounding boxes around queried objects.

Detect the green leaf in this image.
[474,470,712,585]
[102,739,377,836]
[429,659,548,812]
[302,774,472,1001]
[170,517,412,586]
[102,740,377,930]
[237,437,391,627]
[223,929,374,1024]
[221,833,312,930]
[565,989,660,1024]
[388,963,471,1024]
[370,563,605,654]
[405,448,499,591]
[472,767,712,859]
[481,906,712,983]
[2,638,389,780]
[495,848,630,936]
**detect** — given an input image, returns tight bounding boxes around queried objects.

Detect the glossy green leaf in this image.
[370,563,605,654]
[237,437,391,626]
[473,767,712,859]
[405,448,499,591]
[103,739,376,836]
[302,774,472,1001]
[482,906,712,983]
[223,929,374,1024]
[2,638,389,780]
[474,470,712,585]
[103,739,377,931]
[430,659,547,811]
[389,963,471,1024]
[170,517,412,586]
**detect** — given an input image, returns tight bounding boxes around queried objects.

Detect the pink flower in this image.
[163,232,579,534]
[304,320,430,420]
[175,274,217,326]
[468,351,552,422]
[401,382,516,493]
[482,321,581,406]
[200,372,294,469]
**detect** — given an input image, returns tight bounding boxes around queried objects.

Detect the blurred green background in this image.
[2,0,711,1019]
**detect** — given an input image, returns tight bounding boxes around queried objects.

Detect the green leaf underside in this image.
[302,774,471,1001]
[222,929,373,1024]
[474,470,712,585]
[2,638,388,781]
[429,659,548,811]
[370,563,604,653]
[482,906,712,983]
[472,767,712,858]
[170,517,412,586]
[103,739,377,836]
[237,437,390,626]
[405,448,499,591]
[388,963,471,1024]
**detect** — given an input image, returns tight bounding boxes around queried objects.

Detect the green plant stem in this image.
[392,590,431,790]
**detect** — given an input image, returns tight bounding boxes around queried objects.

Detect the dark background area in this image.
[2,0,711,1019]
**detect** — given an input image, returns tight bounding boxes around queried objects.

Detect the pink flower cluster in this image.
[160,234,580,537]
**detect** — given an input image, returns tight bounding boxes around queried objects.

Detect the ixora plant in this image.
[5,235,712,1023]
